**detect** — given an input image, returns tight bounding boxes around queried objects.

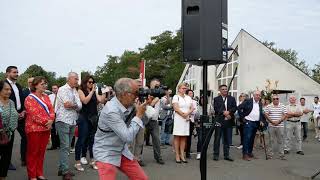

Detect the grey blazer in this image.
[93,97,144,167]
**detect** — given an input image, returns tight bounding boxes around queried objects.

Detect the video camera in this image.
[138,85,168,102]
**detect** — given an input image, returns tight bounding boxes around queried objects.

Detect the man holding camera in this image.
[93,78,151,180]
[145,78,165,165]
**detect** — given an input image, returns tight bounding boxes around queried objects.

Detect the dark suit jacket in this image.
[22,88,31,103]
[213,95,237,128]
[237,98,267,126]
[5,79,24,113]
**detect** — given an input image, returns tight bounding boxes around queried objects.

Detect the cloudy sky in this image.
[0,0,319,76]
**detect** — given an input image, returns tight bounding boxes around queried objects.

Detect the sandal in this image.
[90,161,98,170]
[74,163,84,171]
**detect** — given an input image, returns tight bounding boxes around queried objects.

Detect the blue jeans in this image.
[242,120,259,155]
[56,121,76,174]
[75,115,94,161]
[160,118,171,144]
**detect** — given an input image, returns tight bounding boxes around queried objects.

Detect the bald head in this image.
[289,95,296,104]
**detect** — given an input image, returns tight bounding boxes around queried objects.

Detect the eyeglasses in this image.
[88,81,94,84]
[273,98,279,100]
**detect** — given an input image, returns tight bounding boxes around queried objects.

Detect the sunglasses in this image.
[88,81,94,84]
[273,98,279,100]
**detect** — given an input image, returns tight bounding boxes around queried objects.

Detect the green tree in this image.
[0,72,5,80]
[18,64,57,88]
[53,76,67,87]
[95,30,185,89]
[311,63,320,83]
[95,51,141,86]
[139,30,184,89]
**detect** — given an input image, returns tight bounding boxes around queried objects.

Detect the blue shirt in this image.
[93,97,144,167]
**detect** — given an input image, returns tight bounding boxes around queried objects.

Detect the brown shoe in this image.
[249,154,258,159]
[242,154,251,161]
[63,173,73,180]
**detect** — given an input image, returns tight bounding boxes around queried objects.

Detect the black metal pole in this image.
[200,61,208,180]
[200,65,238,180]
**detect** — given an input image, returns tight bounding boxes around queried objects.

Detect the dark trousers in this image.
[301,122,308,139]
[239,123,244,145]
[242,120,259,155]
[0,134,14,177]
[213,126,231,158]
[50,122,60,148]
[75,115,94,160]
[17,120,27,162]
[196,127,202,152]
[145,127,151,145]
[186,122,195,156]
[71,136,75,148]
[145,120,162,160]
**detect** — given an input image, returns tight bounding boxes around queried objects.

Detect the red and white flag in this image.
[139,60,146,86]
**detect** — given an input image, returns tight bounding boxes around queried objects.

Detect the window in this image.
[228,64,232,76]
[233,77,237,90]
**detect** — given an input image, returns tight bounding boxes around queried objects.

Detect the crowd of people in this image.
[0,65,319,180]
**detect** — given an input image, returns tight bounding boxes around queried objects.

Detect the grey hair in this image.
[68,72,78,79]
[253,90,261,95]
[114,78,134,96]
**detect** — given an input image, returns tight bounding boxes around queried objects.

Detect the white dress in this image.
[172,94,192,136]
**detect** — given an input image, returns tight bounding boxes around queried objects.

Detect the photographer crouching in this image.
[93,78,151,180]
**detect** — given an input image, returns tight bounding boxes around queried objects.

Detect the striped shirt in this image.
[265,103,287,127]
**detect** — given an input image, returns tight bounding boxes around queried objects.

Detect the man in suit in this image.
[5,66,26,168]
[213,84,237,161]
[238,90,266,161]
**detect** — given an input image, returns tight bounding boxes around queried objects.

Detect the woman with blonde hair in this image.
[172,83,194,163]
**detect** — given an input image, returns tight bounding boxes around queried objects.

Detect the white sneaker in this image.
[315,135,319,139]
[80,157,88,165]
[70,148,75,154]
[237,145,243,149]
[196,153,201,160]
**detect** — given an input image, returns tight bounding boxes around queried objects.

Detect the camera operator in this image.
[145,78,165,165]
[93,78,151,180]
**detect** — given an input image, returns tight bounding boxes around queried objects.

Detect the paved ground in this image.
[7,130,320,180]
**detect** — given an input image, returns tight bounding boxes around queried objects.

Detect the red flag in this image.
[139,60,145,86]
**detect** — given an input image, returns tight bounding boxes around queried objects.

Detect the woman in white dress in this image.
[172,83,194,163]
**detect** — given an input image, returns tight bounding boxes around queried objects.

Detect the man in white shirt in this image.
[55,72,82,180]
[238,91,265,161]
[48,84,60,150]
[312,97,320,141]
[300,97,312,141]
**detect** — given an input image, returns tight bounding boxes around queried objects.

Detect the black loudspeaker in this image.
[182,0,228,65]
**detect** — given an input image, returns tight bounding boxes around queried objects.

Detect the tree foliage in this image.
[95,30,185,89]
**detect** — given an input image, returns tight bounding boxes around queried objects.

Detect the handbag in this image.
[0,106,10,145]
[88,114,99,129]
